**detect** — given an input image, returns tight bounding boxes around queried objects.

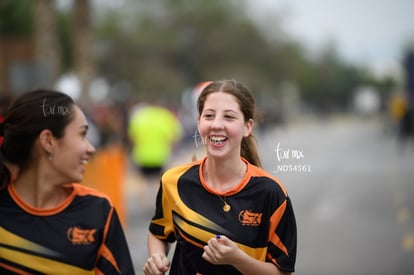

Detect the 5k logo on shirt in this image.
[239,210,263,226]
[67,227,96,245]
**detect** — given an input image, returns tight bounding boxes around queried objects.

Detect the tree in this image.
[33,0,60,84]
[72,0,94,102]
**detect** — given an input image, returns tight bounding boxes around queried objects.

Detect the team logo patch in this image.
[67,227,96,245]
[238,210,263,226]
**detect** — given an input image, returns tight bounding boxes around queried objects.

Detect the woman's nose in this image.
[211,117,224,130]
[87,141,96,156]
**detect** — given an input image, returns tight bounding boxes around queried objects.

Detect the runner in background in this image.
[128,103,183,207]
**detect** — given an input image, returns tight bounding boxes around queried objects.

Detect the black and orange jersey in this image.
[150,157,296,274]
[0,183,134,274]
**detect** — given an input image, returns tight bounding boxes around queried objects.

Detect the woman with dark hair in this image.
[144,80,297,275]
[0,90,134,274]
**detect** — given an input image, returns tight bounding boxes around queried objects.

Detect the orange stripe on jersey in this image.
[98,244,121,273]
[268,254,282,269]
[0,262,32,275]
[176,227,205,249]
[96,208,121,273]
[199,158,251,196]
[7,183,114,216]
[72,184,114,206]
[8,184,75,216]
[268,200,288,256]
[248,163,288,196]
[101,207,113,244]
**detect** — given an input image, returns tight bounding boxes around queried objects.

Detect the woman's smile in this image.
[209,135,227,146]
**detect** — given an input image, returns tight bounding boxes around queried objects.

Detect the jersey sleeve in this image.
[96,207,135,274]
[149,181,177,243]
[149,164,193,243]
[267,195,297,273]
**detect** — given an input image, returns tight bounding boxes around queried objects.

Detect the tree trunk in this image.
[33,0,60,85]
[73,0,94,103]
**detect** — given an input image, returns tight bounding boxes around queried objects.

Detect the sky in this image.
[249,0,414,77]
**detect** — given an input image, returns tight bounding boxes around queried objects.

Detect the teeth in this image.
[81,160,88,165]
[210,136,225,141]
[210,136,226,144]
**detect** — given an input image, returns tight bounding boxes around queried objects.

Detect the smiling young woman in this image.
[0,89,134,274]
[144,80,297,275]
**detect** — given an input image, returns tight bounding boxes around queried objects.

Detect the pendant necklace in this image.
[218,195,231,212]
[208,161,245,213]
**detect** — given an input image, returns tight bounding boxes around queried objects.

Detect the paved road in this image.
[124,115,414,274]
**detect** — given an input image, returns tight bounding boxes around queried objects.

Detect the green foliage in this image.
[0,0,33,37]
[94,0,293,106]
[57,12,73,70]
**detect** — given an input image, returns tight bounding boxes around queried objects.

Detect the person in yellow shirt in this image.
[128,104,183,184]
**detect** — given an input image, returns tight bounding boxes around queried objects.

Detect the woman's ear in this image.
[38,129,55,152]
[244,119,254,137]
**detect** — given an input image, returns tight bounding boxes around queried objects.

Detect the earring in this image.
[48,154,53,161]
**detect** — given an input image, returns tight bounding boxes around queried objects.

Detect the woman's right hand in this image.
[143,253,170,275]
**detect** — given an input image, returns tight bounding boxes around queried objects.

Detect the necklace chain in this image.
[207,160,246,213]
[217,195,231,212]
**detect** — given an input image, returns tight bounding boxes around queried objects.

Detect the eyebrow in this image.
[204,108,239,113]
[223,109,241,116]
[224,109,239,113]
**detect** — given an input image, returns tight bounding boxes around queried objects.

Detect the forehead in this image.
[204,92,240,109]
[68,106,87,126]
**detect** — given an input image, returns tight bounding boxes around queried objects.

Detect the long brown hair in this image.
[0,89,75,188]
[197,80,262,167]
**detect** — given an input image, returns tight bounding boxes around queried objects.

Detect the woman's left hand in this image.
[202,235,240,265]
